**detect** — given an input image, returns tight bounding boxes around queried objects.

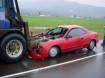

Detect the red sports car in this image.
[32,25,98,58]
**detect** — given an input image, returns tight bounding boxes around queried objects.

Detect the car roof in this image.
[58,25,85,29]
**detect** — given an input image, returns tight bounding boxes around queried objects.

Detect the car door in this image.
[62,28,85,52]
[77,28,89,47]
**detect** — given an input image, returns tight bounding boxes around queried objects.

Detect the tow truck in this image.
[0,0,43,63]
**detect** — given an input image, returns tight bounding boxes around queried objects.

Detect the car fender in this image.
[39,39,62,57]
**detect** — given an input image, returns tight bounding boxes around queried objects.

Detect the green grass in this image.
[23,16,105,39]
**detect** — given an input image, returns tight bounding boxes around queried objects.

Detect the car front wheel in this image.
[49,46,59,58]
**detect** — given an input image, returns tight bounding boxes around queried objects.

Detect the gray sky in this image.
[66,0,105,7]
[18,0,105,7]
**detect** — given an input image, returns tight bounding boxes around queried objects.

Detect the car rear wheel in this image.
[87,40,96,51]
[49,46,59,58]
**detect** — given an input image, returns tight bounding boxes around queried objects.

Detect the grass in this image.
[23,16,105,39]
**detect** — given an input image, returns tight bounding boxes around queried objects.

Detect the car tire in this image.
[49,46,59,58]
[0,33,27,63]
[87,40,96,51]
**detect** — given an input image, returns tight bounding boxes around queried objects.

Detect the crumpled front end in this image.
[28,36,51,60]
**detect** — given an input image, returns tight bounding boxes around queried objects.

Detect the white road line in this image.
[1,52,105,78]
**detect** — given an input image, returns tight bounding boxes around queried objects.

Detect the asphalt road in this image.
[0,40,105,78]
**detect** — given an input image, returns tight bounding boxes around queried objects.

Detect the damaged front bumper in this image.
[28,49,44,60]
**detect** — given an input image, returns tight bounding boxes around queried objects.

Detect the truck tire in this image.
[0,33,27,63]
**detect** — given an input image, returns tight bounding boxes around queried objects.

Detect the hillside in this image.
[19,0,105,18]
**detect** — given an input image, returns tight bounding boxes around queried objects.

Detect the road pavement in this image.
[0,40,105,78]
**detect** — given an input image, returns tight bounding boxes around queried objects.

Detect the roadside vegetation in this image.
[23,16,105,39]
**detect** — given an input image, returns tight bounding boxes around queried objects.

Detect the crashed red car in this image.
[32,25,98,58]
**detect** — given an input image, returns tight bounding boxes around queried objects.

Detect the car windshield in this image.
[0,0,2,7]
[46,27,68,37]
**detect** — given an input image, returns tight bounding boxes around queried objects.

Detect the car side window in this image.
[67,28,86,37]
[79,28,86,35]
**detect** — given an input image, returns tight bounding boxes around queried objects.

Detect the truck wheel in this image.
[0,33,27,63]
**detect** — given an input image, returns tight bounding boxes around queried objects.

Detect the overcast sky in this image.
[66,0,105,7]
[18,0,105,7]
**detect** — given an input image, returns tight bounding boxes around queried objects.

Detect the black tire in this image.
[0,33,27,63]
[87,40,96,51]
[49,46,59,58]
